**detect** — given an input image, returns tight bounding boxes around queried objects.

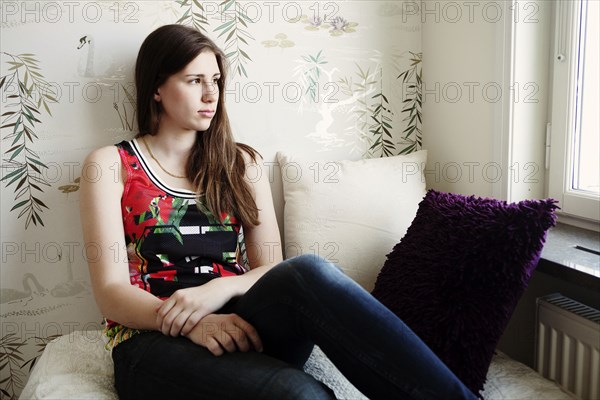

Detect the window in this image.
[548,0,600,223]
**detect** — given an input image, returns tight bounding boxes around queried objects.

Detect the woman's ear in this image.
[154,88,161,102]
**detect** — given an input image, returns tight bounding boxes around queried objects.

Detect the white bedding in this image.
[20,330,574,400]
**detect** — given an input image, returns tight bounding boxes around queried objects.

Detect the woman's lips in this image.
[198,110,215,118]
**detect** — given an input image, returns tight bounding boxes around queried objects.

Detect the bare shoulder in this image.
[237,143,270,190]
[81,145,123,185]
[83,145,120,166]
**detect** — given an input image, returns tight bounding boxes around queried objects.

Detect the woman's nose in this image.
[203,82,218,102]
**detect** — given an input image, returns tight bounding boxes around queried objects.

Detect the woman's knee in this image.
[253,254,347,302]
[284,254,341,279]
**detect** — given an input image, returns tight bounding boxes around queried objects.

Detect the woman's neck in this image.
[151,127,197,160]
[139,126,198,184]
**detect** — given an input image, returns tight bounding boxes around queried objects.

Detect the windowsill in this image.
[538,222,600,291]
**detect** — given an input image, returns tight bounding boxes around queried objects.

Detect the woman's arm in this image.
[158,151,283,336]
[225,151,284,289]
[80,146,162,330]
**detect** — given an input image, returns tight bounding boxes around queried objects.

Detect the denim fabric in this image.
[112,254,477,400]
[112,330,334,399]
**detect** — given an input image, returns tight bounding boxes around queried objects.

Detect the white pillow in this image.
[277,150,427,291]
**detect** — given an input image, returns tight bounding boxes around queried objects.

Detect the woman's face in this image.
[155,50,220,134]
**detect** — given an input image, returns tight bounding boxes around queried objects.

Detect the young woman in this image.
[80,24,476,400]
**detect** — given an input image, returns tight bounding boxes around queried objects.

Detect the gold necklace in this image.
[141,136,187,179]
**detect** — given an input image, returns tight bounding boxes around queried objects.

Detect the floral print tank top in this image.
[104,139,248,348]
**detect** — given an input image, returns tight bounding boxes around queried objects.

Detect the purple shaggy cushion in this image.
[371,190,558,396]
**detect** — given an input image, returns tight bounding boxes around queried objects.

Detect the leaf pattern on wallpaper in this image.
[174,0,255,77]
[213,0,255,78]
[397,52,422,155]
[0,333,60,399]
[114,83,137,131]
[0,333,27,400]
[0,52,57,229]
[339,64,395,158]
[175,0,209,32]
[370,80,395,157]
[293,50,328,104]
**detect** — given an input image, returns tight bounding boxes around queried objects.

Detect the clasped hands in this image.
[155,279,263,356]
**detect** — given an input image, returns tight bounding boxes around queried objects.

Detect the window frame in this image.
[547,0,600,223]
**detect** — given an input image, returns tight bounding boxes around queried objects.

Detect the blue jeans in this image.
[112,254,477,399]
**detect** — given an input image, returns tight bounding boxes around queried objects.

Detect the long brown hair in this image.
[135,24,260,227]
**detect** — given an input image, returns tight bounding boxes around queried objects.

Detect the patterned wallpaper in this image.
[0,1,421,397]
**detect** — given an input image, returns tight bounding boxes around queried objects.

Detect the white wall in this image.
[422,0,500,197]
[422,0,549,200]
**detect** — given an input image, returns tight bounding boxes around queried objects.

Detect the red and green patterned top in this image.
[104,139,249,348]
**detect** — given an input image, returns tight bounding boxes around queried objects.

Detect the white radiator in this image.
[536,293,600,400]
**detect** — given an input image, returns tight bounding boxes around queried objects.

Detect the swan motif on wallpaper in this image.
[77,35,95,77]
[75,33,132,134]
[0,273,47,306]
[2,257,89,310]
[76,33,125,82]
